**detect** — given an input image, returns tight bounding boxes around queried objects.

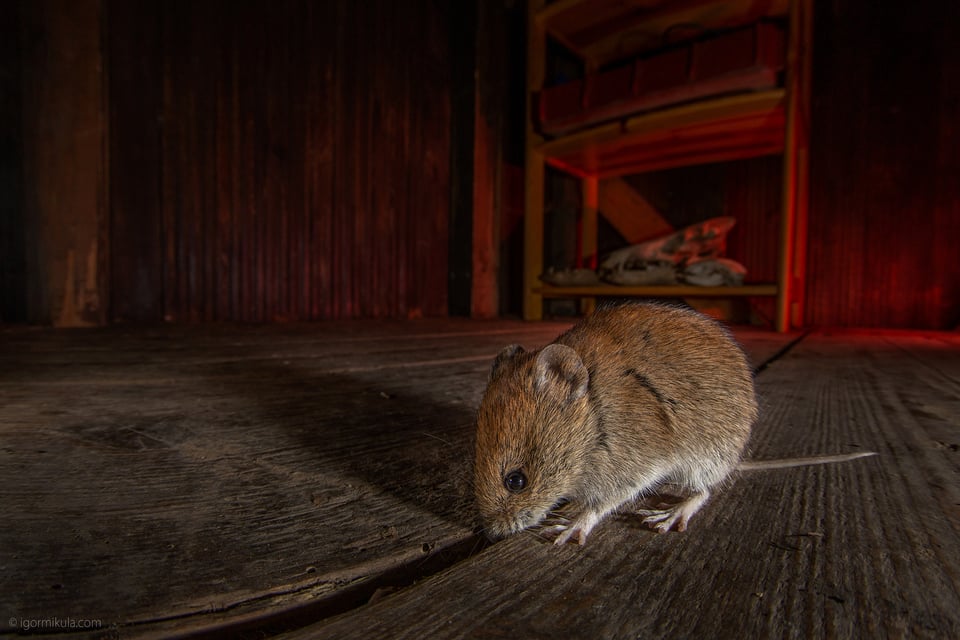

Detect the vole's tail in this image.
[738,451,878,471]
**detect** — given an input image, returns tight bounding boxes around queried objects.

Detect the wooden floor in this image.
[1,319,958,639]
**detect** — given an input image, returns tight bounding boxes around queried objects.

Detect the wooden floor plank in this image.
[288,330,960,639]
[0,319,794,637]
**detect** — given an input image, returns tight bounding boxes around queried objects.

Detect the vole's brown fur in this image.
[474,303,757,545]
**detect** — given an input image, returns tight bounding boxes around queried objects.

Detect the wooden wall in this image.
[6,1,959,329]
[108,0,452,322]
[805,0,960,329]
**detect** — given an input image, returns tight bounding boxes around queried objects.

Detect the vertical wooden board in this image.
[723,157,781,285]
[469,0,511,319]
[935,0,960,330]
[303,0,337,320]
[195,0,216,321]
[330,0,355,318]
[235,0,264,322]
[19,0,107,327]
[250,0,272,322]
[431,0,454,317]
[158,1,182,322]
[360,0,377,319]
[283,0,305,321]
[263,0,292,321]
[409,0,452,318]
[471,100,498,317]
[448,0,477,319]
[199,0,221,322]
[724,156,781,324]
[581,176,598,269]
[500,163,526,316]
[107,0,163,323]
[166,0,193,322]
[215,2,239,321]
[368,0,396,318]
[393,0,413,319]
[522,0,547,321]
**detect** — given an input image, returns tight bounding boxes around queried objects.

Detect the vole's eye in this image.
[503,470,527,493]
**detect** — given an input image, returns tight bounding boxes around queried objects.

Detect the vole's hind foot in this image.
[638,507,685,533]
[637,490,710,533]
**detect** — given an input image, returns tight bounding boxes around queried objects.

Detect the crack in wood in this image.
[119,535,491,639]
[752,329,811,377]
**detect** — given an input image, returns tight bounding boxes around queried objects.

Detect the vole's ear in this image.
[490,344,524,381]
[533,344,588,402]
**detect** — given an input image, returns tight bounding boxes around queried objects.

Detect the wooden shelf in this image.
[536,283,778,298]
[539,89,786,178]
[522,0,812,331]
[537,0,788,67]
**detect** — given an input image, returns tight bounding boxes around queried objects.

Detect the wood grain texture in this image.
[108,0,451,323]
[0,320,792,637]
[290,331,960,639]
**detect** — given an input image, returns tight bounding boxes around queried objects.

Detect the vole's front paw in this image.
[551,511,602,545]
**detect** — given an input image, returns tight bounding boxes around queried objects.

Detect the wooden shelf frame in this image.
[522,0,812,332]
[536,0,789,68]
[539,89,787,178]
[536,284,779,298]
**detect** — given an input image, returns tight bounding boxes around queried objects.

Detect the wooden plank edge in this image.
[586,141,783,179]
[538,90,785,164]
[537,0,790,66]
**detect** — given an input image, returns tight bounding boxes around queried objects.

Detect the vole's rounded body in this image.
[474,303,757,545]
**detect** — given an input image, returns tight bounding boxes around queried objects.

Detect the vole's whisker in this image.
[420,431,455,446]
[525,528,554,543]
